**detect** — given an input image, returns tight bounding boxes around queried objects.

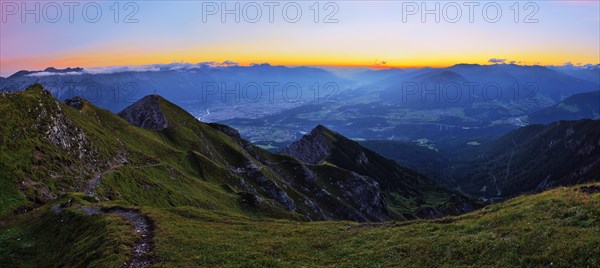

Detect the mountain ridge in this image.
[0,84,477,222]
[449,119,600,199]
[281,124,478,218]
[526,91,600,124]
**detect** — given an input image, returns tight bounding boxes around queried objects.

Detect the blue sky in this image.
[1,0,599,76]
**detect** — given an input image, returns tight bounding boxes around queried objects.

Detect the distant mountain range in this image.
[525,91,600,124]
[0,64,351,118]
[222,64,599,148]
[6,67,85,78]
[2,64,598,149]
[548,64,600,85]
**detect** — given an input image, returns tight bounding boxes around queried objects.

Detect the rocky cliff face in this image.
[335,172,389,221]
[117,95,169,130]
[279,125,331,164]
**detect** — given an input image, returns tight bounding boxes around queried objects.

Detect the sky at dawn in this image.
[1,0,599,76]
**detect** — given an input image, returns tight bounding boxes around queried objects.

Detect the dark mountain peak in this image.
[117,95,169,130]
[312,124,337,137]
[450,63,481,68]
[438,69,463,77]
[8,67,84,79]
[8,70,36,78]
[282,124,383,166]
[64,96,87,109]
[43,67,83,73]
[63,95,98,110]
[23,83,52,95]
[139,94,164,102]
[280,125,336,164]
[415,69,466,82]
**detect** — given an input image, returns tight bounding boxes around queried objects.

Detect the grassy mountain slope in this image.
[281,125,477,218]
[1,84,477,223]
[2,183,598,266]
[0,85,248,219]
[450,119,600,199]
[0,199,135,267]
[145,183,600,267]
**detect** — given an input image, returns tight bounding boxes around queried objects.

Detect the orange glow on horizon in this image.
[1,49,598,76]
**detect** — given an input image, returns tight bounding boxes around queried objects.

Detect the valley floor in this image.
[1,183,599,267]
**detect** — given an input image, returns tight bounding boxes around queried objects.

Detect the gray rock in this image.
[334,172,389,221]
[255,174,297,211]
[239,192,265,208]
[280,125,331,164]
[37,99,94,159]
[64,96,85,109]
[118,95,169,130]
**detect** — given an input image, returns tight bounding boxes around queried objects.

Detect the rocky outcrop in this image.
[118,95,169,130]
[208,122,256,153]
[64,96,85,109]
[256,175,297,211]
[238,192,265,208]
[236,162,298,212]
[280,125,331,164]
[208,123,242,139]
[335,172,389,221]
[36,93,96,160]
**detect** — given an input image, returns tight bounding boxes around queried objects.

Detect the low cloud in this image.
[219,61,239,67]
[27,71,83,77]
[560,62,600,70]
[373,59,388,68]
[17,61,317,77]
[488,58,507,64]
[25,61,244,77]
[84,65,162,75]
